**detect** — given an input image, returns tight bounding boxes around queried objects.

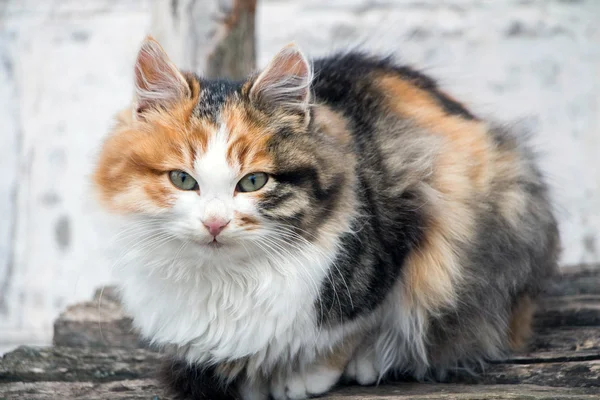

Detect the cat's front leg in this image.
[269,338,360,400]
[270,363,344,400]
[343,342,379,386]
[238,376,270,400]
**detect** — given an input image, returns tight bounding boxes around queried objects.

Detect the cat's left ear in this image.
[249,43,312,119]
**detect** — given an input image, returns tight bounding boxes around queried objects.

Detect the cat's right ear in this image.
[133,36,191,118]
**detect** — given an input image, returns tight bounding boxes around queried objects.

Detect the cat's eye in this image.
[169,170,198,191]
[237,172,269,193]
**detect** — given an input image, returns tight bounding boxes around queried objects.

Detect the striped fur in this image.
[93,38,559,399]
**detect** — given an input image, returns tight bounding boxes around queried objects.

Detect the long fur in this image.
[93,37,560,399]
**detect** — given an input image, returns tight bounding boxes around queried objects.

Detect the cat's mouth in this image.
[192,237,225,249]
[206,238,223,249]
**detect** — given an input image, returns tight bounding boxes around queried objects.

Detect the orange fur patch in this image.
[402,220,459,313]
[234,212,260,230]
[222,103,274,174]
[323,334,362,370]
[312,106,352,147]
[93,77,215,213]
[508,295,536,351]
[95,77,282,213]
[377,74,493,193]
[376,74,489,313]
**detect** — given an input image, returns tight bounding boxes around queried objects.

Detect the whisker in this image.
[261,226,355,326]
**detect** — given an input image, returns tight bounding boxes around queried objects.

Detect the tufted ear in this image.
[249,43,312,117]
[133,36,191,117]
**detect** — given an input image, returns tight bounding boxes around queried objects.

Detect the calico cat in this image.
[93,37,560,399]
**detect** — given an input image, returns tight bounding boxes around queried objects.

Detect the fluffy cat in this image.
[93,37,560,400]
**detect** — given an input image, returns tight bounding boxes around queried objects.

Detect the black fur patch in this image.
[312,52,477,120]
[317,186,425,323]
[158,357,241,400]
[194,77,242,120]
[301,54,432,323]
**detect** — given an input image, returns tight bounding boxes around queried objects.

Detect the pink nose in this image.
[203,218,230,237]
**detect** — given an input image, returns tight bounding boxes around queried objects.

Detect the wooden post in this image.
[151,0,257,80]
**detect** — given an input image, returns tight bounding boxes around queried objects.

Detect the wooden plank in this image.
[505,326,600,363]
[535,295,600,328]
[1,381,599,400]
[2,341,599,390]
[52,300,142,349]
[3,345,599,388]
[0,379,166,400]
[327,383,600,399]
[0,347,160,384]
[544,265,600,297]
[474,360,600,388]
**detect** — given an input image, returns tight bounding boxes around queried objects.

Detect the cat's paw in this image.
[270,365,342,400]
[344,349,379,385]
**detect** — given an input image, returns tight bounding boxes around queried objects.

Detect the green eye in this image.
[169,170,198,190]
[237,172,269,193]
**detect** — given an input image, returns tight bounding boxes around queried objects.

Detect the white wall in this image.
[1,0,598,351]
[0,0,153,351]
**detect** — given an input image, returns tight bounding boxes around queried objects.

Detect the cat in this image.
[93,36,560,400]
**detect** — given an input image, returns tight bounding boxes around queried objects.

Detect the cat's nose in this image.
[202,218,230,237]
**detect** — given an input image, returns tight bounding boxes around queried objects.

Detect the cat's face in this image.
[94,38,355,262]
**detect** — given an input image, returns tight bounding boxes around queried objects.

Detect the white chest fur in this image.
[115,238,339,368]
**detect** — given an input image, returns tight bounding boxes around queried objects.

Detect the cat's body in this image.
[93,38,559,400]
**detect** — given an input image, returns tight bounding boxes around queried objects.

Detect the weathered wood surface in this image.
[0,347,161,383]
[1,266,599,399]
[1,381,599,400]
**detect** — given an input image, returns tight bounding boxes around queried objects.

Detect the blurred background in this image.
[0,0,598,354]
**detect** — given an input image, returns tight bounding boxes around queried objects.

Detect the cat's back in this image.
[310,52,501,192]
[311,51,499,202]
[311,51,476,124]
[311,51,543,205]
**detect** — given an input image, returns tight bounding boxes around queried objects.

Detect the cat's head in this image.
[93,37,356,262]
